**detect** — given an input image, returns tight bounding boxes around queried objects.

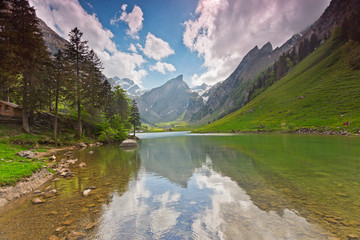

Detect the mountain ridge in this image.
[191,33,301,122]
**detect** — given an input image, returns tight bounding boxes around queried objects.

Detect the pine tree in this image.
[8,0,50,132]
[52,50,67,143]
[129,99,141,137]
[65,27,89,137]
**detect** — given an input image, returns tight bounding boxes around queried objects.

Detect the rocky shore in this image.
[0,142,102,208]
[0,168,53,207]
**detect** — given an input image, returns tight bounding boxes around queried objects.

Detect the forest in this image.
[0,0,140,143]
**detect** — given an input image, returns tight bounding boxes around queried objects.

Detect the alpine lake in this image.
[0,132,360,240]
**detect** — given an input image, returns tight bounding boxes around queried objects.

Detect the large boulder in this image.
[119,139,138,148]
[16,150,37,159]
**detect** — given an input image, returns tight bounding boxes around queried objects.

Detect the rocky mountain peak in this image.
[260,42,273,53]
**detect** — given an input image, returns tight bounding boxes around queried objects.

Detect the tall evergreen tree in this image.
[7,0,49,132]
[65,27,88,137]
[52,50,67,143]
[129,99,141,137]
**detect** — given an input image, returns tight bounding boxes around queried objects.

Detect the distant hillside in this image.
[197,38,360,133]
[191,34,301,123]
[37,18,67,55]
[137,75,204,123]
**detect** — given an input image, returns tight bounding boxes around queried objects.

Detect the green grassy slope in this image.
[197,39,360,133]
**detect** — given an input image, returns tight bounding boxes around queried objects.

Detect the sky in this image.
[29,0,330,90]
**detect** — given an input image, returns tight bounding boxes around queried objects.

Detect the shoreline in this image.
[191,128,360,136]
[0,144,83,208]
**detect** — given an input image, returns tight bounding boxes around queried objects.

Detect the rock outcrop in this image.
[119,139,138,148]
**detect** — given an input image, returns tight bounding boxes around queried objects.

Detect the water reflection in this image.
[90,134,335,239]
[0,145,141,240]
[1,133,360,239]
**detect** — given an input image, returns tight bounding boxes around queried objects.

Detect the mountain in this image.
[301,0,360,42]
[137,75,204,123]
[192,34,301,122]
[110,77,143,96]
[197,0,360,133]
[37,18,68,55]
[197,37,360,133]
[191,83,210,96]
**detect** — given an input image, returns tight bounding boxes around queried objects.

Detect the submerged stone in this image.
[336,192,348,197]
[67,232,86,240]
[85,222,96,230]
[31,197,46,204]
[63,219,75,226]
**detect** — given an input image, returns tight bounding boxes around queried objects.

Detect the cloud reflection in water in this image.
[94,156,329,240]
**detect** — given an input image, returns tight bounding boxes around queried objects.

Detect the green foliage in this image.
[342,40,360,70]
[129,99,141,135]
[96,114,127,142]
[197,38,360,133]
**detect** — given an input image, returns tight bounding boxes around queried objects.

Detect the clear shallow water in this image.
[1,132,360,239]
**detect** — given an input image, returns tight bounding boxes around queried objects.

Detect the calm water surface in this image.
[1,132,360,239]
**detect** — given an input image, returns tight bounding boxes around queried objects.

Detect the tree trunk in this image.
[53,86,59,144]
[22,108,30,133]
[133,123,136,137]
[77,99,82,137]
[22,78,30,133]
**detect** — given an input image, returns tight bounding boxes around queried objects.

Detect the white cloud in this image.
[150,61,176,74]
[183,0,330,86]
[111,5,143,39]
[30,0,147,86]
[141,33,175,61]
[121,4,127,11]
[128,43,137,53]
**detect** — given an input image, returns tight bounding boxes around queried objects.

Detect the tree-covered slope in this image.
[196,39,360,133]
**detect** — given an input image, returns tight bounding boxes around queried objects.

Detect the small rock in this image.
[83,189,91,197]
[32,197,46,204]
[67,232,86,240]
[64,211,71,217]
[348,234,360,240]
[63,219,75,226]
[349,220,360,226]
[55,226,66,232]
[79,162,87,168]
[49,155,56,161]
[77,143,87,148]
[79,208,89,213]
[49,189,57,193]
[85,222,96,230]
[87,151,94,154]
[49,235,59,240]
[325,217,340,224]
[336,192,348,197]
